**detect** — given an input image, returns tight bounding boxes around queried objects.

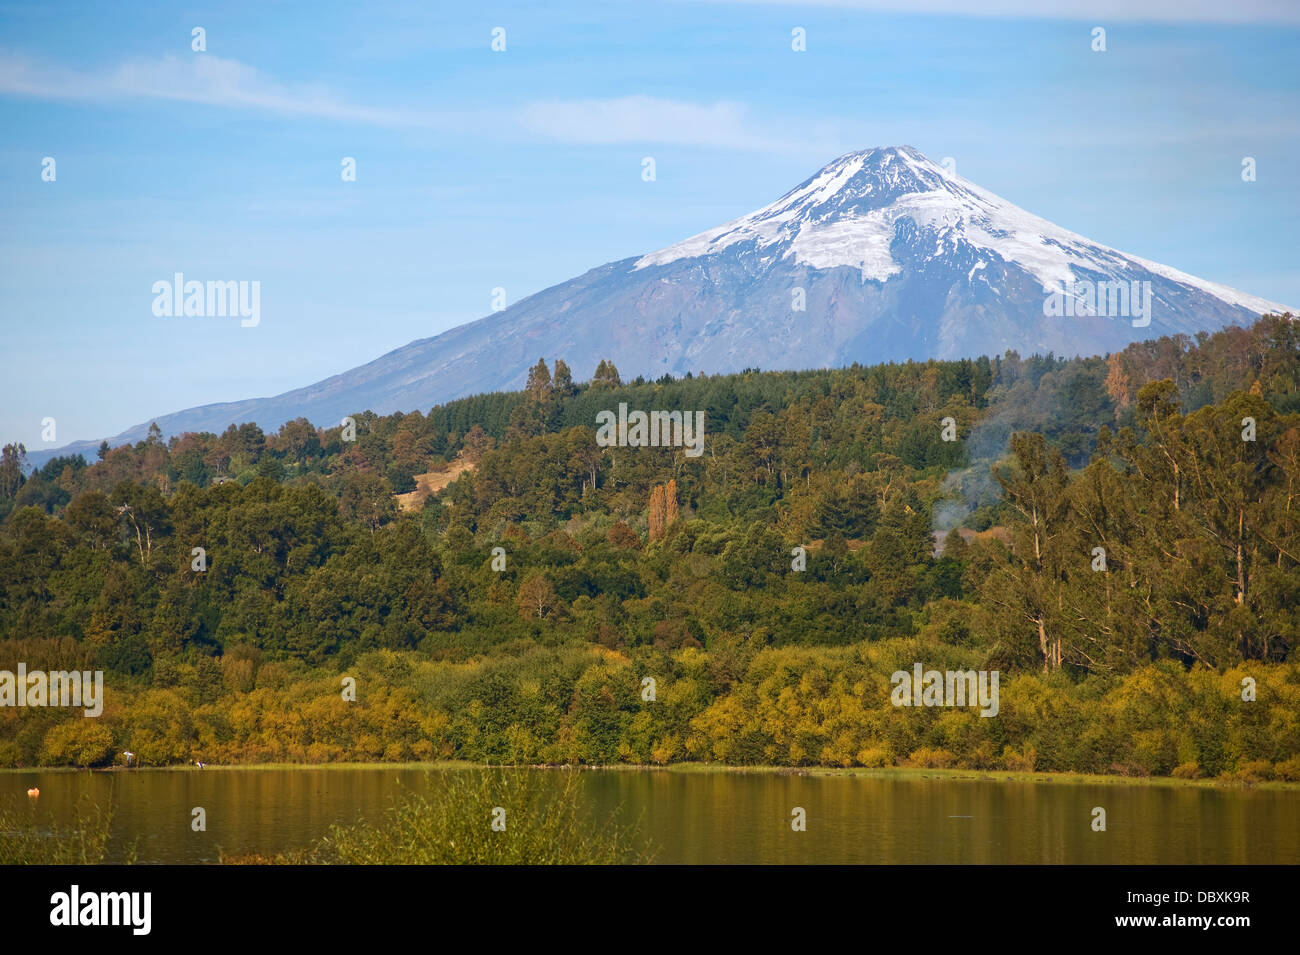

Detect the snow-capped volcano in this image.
[636,145,1282,316]
[34,146,1293,466]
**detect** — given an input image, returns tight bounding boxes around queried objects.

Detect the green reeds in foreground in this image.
[0,789,132,864]
[303,769,652,865]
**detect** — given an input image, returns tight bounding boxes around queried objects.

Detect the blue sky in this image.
[2,0,1298,451]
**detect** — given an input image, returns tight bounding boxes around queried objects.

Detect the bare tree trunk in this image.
[1235,508,1246,605]
[1038,614,1049,673]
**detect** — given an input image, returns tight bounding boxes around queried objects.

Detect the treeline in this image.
[10,643,1300,782]
[0,314,1298,773]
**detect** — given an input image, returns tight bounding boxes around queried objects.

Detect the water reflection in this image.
[3,768,1296,865]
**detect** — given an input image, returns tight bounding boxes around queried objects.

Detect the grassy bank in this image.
[8,759,1300,791]
[663,762,1300,791]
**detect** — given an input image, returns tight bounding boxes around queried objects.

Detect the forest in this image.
[1,314,1298,780]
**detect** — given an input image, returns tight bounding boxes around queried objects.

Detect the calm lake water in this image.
[4,766,1298,864]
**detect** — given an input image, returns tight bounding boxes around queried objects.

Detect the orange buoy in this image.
[26,787,39,797]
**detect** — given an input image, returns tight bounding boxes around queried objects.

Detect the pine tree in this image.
[552,359,576,398]
[592,359,621,389]
[0,443,26,499]
[525,358,552,400]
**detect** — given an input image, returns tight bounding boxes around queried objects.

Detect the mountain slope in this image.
[33,146,1292,466]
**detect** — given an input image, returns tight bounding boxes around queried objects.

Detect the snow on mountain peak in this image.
[633,147,1293,316]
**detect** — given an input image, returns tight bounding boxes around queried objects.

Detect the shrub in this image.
[309,769,650,864]
[1001,746,1037,772]
[855,745,894,768]
[1227,759,1274,783]
[905,747,956,769]
[41,719,116,768]
[1273,755,1300,782]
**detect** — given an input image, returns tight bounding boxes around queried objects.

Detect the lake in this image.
[4,766,1298,864]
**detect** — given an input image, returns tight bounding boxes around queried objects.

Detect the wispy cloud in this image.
[519,95,793,151]
[0,53,841,153]
[696,0,1300,23]
[0,53,446,126]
